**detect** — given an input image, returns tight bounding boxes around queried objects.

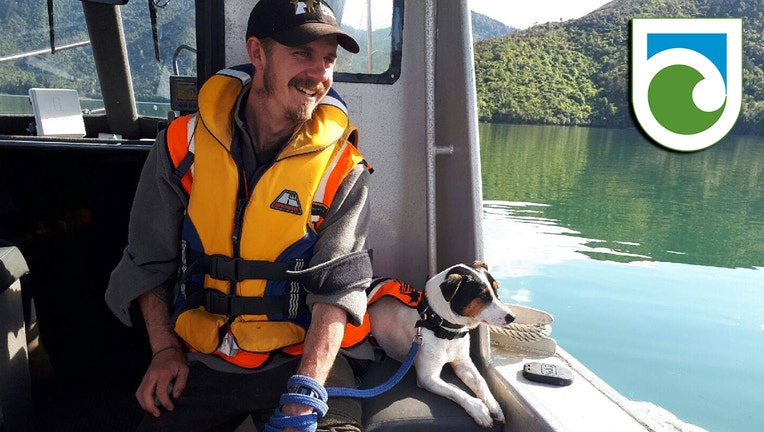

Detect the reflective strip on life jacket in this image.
[312,141,353,228]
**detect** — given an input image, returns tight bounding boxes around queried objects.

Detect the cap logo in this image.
[291,0,318,15]
[319,2,336,20]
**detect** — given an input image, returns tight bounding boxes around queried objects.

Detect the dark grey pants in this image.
[136,355,362,432]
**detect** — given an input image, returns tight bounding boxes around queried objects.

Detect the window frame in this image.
[334,0,404,85]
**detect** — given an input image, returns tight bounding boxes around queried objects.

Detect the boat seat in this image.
[0,242,32,432]
[231,353,503,432]
[361,356,502,432]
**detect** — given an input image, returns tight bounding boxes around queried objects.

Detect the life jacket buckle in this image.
[211,255,242,281]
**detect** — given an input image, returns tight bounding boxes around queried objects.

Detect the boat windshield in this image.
[0,0,400,120]
[0,0,195,119]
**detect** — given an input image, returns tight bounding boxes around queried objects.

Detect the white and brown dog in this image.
[366,261,515,428]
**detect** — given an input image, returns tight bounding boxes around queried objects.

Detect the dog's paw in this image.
[491,406,506,424]
[464,398,494,428]
[485,398,505,423]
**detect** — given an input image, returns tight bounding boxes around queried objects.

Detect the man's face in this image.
[258,35,338,124]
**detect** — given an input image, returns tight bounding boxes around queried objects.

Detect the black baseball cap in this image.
[246,0,360,54]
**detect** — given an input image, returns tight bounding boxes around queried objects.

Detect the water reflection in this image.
[480,124,764,432]
[483,202,764,432]
[484,200,651,280]
[480,124,764,269]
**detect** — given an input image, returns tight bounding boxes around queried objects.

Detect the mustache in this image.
[289,78,326,95]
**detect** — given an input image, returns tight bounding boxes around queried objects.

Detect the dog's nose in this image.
[504,313,515,325]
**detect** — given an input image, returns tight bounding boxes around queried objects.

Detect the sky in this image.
[340,1,614,32]
[469,0,613,29]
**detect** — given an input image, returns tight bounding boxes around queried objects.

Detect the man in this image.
[105,1,371,431]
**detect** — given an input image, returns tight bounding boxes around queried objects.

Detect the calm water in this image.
[0,94,169,117]
[479,123,764,432]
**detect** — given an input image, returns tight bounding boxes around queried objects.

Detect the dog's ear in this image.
[471,261,499,294]
[483,269,500,295]
[471,261,488,271]
[441,273,464,302]
[490,278,499,294]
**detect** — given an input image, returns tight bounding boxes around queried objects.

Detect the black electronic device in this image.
[522,362,574,387]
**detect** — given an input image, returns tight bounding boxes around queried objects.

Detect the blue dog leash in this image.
[263,375,329,432]
[326,329,423,398]
[265,331,423,431]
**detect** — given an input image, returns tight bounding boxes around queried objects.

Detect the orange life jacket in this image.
[166,65,371,368]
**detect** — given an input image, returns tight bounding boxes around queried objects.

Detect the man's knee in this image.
[322,356,363,432]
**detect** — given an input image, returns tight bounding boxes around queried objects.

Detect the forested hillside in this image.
[474,0,764,134]
[471,11,515,42]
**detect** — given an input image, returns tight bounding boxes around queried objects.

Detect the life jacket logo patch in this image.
[397,281,421,305]
[271,190,303,215]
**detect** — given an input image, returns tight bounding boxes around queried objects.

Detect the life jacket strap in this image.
[172,151,195,188]
[182,249,306,283]
[184,289,305,318]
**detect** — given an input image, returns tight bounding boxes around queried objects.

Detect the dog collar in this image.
[416,297,469,340]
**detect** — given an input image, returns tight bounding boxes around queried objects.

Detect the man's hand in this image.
[136,346,189,417]
[268,374,330,432]
[281,402,315,432]
[136,286,188,417]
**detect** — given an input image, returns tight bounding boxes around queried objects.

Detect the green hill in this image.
[471,11,515,42]
[474,0,764,134]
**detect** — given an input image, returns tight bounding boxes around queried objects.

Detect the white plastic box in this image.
[28,88,86,137]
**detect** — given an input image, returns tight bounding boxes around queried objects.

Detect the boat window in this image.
[0,2,95,116]
[0,0,195,119]
[0,0,396,122]
[120,0,196,118]
[329,0,403,84]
